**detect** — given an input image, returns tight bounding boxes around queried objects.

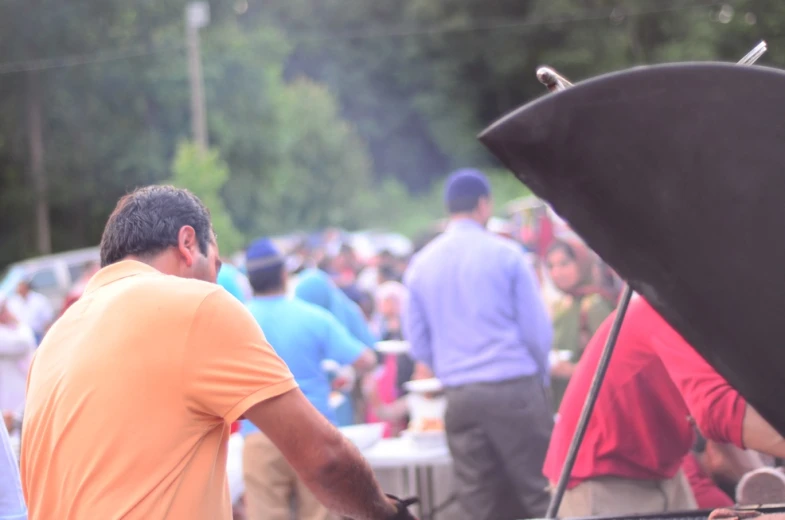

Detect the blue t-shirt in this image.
[216,264,247,303]
[240,295,366,436]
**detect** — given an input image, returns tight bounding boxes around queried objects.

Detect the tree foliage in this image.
[169,141,244,255]
[0,0,782,265]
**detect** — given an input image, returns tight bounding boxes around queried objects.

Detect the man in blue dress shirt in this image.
[403,169,554,520]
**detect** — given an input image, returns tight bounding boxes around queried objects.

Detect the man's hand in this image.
[384,494,420,520]
[551,360,576,379]
[352,350,377,375]
[331,375,352,392]
[411,363,433,381]
[703,440,764,485]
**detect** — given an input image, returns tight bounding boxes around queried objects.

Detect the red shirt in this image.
[543,296,747,488]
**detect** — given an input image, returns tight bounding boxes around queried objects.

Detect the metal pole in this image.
[545,285,633,518]
[186,3,209,151]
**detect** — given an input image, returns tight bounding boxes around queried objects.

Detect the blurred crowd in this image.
[3,170,785,520]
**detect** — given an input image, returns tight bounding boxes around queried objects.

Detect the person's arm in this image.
[511,250,553,384]
[184,291,408,520]
[648,302,785,457]
[321,310,377,375]
[741,405,785,459]
[245,389,401,519]
[352,350,378,374]
[345,298,379,347]
[401,284,433,370]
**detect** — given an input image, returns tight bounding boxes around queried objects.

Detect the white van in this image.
[0,247,101,310]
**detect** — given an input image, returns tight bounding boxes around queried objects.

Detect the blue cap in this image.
[245,238,284,273]
[444,168,491,213]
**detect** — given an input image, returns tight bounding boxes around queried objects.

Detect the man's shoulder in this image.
[618,295,669,345]
[485,232,525,257]
[280,297,335,325]
[154,274,224,303]
[125,274,230,322]
[260,297,334,325]
[407,233,451,270]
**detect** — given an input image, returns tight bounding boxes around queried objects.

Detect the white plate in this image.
[403,378,443,394]
[401,429,448,450]
[548,349,573,365]
[405,393,447,424]
[376,340,410,355]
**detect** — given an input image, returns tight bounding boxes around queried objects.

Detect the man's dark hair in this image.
[248,265,286,294]
[100,185,213,267]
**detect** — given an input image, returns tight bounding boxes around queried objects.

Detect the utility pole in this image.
[186,2,210,152]
[26,71,51,254]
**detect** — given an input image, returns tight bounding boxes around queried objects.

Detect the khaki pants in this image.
[556,470,698,518]
[242,432,334,520]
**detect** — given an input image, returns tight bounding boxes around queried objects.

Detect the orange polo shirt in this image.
[20,260,297,520]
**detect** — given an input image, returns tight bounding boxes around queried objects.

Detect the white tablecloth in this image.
[362,437,452,469]
[361,437,457,519]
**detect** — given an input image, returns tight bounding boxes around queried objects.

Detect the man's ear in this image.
[177,226,199,267]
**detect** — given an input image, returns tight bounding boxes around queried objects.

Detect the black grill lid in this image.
[479,62,785,437]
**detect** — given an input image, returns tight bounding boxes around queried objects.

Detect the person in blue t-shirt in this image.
[294,268,379,427]
[239,238,377,520]
[216,262,251,303]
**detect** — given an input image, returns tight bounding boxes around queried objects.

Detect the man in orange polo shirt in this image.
[20,186,414,520]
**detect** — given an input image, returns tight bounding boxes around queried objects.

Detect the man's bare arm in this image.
[742,404,785,458]
[244,388,403,520]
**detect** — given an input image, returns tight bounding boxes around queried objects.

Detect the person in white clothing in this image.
[0,301,35,413]
[7,282,53,345]
[0,416,26,520]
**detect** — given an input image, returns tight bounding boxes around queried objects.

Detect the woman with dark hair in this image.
[545,237,615,409]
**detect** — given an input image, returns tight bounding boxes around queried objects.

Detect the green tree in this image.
[254,78,376,235]
[169,141,244,254]
[0,0,779,266]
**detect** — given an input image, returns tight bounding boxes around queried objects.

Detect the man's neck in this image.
[123,253,179,277]
[449,214,484,227]
[255,289,287,298]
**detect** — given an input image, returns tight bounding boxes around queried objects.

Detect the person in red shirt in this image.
[544,295,785,517]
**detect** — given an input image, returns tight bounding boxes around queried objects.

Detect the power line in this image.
[0,0,727,76]
[0,43,185,75]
